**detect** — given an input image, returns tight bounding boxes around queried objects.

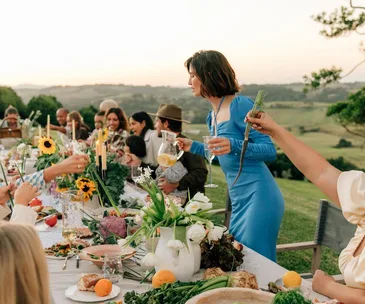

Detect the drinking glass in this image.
[102,252,123,283]
[203,136,218,188]
[130,165,141,186]
[61,190,84,244]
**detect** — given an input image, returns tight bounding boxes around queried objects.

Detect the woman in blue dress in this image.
[177,50,284,261]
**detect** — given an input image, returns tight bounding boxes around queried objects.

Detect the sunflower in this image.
[75,177,92,188]
[77,180,96,201]
[38,137,56,155]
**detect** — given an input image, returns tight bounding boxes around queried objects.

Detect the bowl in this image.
[185,287,275,304]
[79,244,136,268]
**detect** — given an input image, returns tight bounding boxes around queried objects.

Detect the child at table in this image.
[155,161,188,205]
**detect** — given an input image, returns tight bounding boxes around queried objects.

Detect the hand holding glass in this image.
[203,136,218,188]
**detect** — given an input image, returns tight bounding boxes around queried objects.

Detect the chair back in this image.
[315,199,356,252]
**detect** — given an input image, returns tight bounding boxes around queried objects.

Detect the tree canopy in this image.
[0,86,27,118]
[27,95,63,126]
[304,0,365,138]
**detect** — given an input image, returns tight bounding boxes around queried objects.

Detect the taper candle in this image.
[47,115,50,138]
[102,144,107,170]
[72,120,76,141]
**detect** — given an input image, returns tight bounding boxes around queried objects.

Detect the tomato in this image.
[29,198,42,207]
[45,215,58,227]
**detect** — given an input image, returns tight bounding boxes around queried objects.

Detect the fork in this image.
[62,256,69,270]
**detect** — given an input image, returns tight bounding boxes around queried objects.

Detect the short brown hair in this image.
[185,50,240,98]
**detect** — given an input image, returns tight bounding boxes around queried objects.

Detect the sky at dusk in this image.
[1,0,364,87]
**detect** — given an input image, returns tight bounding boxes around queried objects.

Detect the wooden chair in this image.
[276,199,357,281]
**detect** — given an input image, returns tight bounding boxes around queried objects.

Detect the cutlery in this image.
[76,255,80,268]
[62,256,69,270]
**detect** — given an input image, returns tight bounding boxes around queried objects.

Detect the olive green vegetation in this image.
[186,102,356,275]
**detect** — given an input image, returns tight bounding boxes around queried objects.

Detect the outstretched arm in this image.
[246,112,341,206]
[313,270,365,304]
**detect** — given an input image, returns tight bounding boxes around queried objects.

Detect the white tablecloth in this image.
[37,192,330,303]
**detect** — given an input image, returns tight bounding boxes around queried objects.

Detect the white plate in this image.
[65,284,120,302]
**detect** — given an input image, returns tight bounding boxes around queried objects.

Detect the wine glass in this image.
[203,136,218,188]
[130,165,141,186]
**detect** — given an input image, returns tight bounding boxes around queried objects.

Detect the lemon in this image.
[157,154,170,166]
[282,271,302,288]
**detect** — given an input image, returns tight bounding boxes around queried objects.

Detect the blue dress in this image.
[190,96,284,261]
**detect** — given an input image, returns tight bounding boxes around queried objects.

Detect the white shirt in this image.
[142,129,162,166]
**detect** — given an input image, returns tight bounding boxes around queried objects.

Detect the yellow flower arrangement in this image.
[38,137,56,155]
[76,177,96,201]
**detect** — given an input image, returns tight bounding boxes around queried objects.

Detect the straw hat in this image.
[148,104,191,123]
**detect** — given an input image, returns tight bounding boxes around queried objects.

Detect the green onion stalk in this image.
[231,90,265,187]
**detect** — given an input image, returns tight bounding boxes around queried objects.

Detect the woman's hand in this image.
[176,138,193,152]
[124,153,142,166]
[57,154,89,174]
[0,184,15,206]
[208,137,231,156]
[312,270,336,295]
[14,182,41,206]
[245,111,280,136]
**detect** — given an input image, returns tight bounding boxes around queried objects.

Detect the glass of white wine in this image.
[130,165,141,186]
[203,135,218,188]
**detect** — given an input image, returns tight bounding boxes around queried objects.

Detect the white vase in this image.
[154,227,195,281]
[191,241,201,273]
[85,195,100,210]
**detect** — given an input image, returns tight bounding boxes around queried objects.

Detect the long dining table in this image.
[36,186,330,304]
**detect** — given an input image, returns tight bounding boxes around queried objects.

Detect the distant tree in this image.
[27,95,63,126]
[304,1,365,138]
[79,105,98,130]
[0,86,27,118]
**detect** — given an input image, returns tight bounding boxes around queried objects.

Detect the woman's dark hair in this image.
[126,135,147,158]
[68,111,89,131]
[106,108,130,132]
[130,111,154,138]
[159,117,182,133]
[185,50,240,98]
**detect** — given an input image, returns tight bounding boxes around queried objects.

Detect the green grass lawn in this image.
[206,164,340,275]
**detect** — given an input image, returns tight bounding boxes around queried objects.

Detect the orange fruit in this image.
[94,279,113,297]
[152,270,176,288]
[157,154,171,166]
[282,271,302,288]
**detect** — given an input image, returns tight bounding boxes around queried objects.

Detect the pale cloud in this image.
[0,0,363,86]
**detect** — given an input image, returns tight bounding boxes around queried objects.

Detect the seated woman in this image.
[245,111,365,304]
[67,111,89,141]
[106,107,130,153]
[1,106,19,130]
[0,221,51,303]
[129,111,162,166]
[0,154,89,221]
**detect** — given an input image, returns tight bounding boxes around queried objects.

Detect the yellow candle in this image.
[47,115,50,138]
[38,125,41,137]
[72,120,76,141]
[95,151,99,166]
[95,141,100,157]
[102,144,107,170]
[98,129,102,143]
